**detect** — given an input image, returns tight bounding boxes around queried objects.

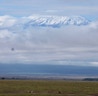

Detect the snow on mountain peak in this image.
[0,15,90,29]
[24,15,90,28]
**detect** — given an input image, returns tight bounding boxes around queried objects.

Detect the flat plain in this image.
[0,80,98,96]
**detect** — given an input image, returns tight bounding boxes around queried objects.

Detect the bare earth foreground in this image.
[0,80,98,96]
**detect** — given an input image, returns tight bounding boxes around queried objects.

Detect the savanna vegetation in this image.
[0,80,98,96]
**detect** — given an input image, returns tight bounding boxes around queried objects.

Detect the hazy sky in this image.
[0,0,98,66]
[0,0,98,20]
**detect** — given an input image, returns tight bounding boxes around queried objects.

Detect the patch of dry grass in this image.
[0,80,98,96]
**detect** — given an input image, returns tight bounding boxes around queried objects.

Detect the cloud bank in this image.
[0,15,98,66]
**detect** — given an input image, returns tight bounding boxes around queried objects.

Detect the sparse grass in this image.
[0,80,98,96]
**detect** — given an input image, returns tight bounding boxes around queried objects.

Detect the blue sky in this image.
[0,0,98,20]
[0,0,98,66]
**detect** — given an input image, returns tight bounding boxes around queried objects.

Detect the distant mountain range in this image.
[0,15,90,29]
[0,64,98,79]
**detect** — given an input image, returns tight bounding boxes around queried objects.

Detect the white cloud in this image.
[0,15,98,66]
[90,62,98,66]
[46,10,59,13]
[0,30,13,38]
[89,21,98,29]
[0,15,16,28]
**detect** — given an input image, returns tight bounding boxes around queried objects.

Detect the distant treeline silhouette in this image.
[83,78,98,81]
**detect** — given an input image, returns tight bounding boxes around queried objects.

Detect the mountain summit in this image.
[24,15,90,28]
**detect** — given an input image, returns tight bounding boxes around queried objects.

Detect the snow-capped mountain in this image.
[24,15,90,28]
[0,15,90,29]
